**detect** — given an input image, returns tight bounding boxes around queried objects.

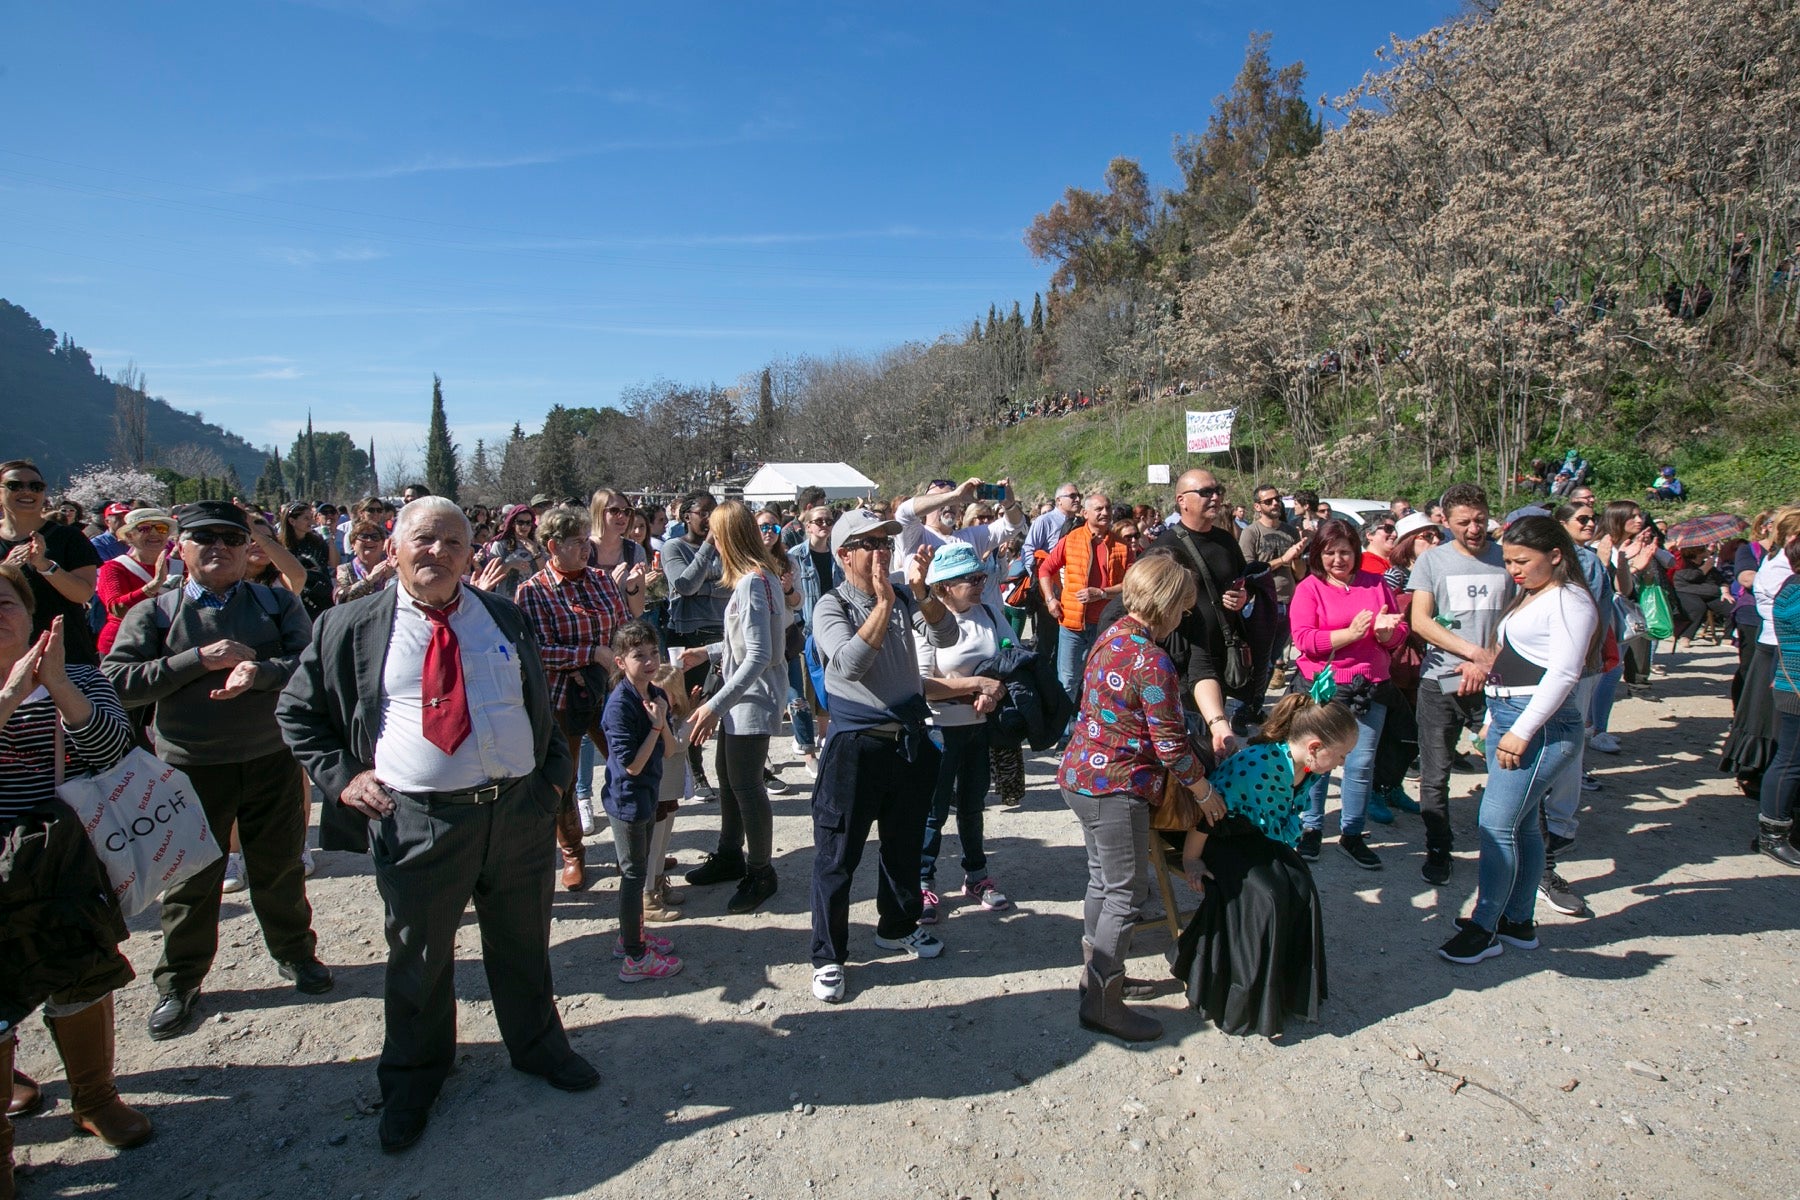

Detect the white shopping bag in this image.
[55,734,221,917]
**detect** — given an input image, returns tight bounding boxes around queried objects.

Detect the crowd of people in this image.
[0,449,1791,1174]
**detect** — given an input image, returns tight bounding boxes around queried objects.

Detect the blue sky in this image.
[0,0,1456,471]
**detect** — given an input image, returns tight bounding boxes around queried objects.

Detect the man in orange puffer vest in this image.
[1036,493,1131,713]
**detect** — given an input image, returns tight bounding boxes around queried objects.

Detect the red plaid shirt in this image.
[514,566,630,712]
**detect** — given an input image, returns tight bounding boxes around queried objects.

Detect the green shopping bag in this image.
[1639,585,1675,641]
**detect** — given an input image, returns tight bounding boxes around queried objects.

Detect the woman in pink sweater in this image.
[1287,519,1410,868]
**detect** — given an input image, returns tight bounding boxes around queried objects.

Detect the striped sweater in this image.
[0,665,136,820]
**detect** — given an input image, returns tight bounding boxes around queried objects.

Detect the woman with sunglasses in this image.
[94,508,176,655]
[477,503,546,602]
[587,488,648,619]
[333,520,396,603]
[0,460,101,665]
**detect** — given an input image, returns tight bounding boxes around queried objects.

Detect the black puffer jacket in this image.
[973,643,1072,753]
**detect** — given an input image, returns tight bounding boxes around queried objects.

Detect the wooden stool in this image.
[1142,841,1193,941]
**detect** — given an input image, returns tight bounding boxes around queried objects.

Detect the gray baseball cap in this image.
[829,508,902,556]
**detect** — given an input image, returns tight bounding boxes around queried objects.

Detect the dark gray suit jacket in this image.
[277,584,571,809]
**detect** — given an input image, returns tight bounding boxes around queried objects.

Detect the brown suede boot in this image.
[7,1068,40,1119]
[556,807,588,891]
[2,1036,16,1200]
[44,995,153,1149]
[1077,965,1163,1042]
[1076,940,1156,1000]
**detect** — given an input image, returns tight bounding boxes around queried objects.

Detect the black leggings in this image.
[715,733,773,870]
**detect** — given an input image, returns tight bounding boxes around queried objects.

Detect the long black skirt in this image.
[1720,642,1778,781]
[1171,828,1325,1038]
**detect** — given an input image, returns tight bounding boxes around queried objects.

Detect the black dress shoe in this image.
[378,1104,431,1154]
[277,956,335,995]
[525,1053,600,1093]
[147,989,200,1041]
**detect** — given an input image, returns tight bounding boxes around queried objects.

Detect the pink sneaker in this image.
[614,931,676,959]
[618,947,684,982]
[919,887,941,925]
[964,877,1012,911]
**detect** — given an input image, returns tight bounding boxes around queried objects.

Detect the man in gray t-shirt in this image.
[1405,485,1515,884]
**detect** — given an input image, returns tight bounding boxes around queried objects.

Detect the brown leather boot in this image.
[556,806,587,891]
[1076,940,1156,1000]
[7,1068,40,1119]
[1077,965,1163,1043]
[2,1036,16,1200]
[44,995,153,1149]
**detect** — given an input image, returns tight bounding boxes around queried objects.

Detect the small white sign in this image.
[1185,408,1237,454]
[1146,464,1170,485]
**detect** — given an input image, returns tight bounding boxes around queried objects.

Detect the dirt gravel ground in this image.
[10,644,1799,1199]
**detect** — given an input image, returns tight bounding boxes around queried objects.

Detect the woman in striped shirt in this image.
[0,563,152,1189]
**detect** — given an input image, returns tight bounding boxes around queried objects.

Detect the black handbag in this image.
[565,663,611,730]
[1173,526,1255,694]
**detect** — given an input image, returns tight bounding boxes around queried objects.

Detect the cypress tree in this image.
[304,411,318,498]
[424,374,460,500]
[756,367,776,456]
[535,405,578,498]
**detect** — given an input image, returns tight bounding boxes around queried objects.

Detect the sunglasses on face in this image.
[808,517,834,527]
[1181,485,1225,500]
[3,480,47,493]
[842,537,893,553]
[132,523,172,537]
[354,531,386,543]
[605,506,631,517]
[758,524,779,534]
[185,529,249,547]
[929,479,956,491]
[1574,515,1596,526]
[953,573,988,587]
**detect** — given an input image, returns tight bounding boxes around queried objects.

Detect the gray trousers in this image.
[370,775,574,1114]
[1061,787,1149,976]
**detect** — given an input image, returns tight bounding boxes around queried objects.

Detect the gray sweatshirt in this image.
[705,568,787,736]
[662,536,730,633]
[813,575,959,714]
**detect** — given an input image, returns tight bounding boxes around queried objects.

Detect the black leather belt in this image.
[392,777,526,806]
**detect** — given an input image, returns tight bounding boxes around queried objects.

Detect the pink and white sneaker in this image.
[919,887,941,925]
[964,877,1012,911]
[614,931,676,959]
[618,947,683,982]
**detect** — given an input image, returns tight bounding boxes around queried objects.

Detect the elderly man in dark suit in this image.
[277,497,595,1154]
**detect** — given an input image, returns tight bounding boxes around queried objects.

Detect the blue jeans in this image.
[575,735,596,801]
[1544,674,1599,843]
[1055,622,1100,713]
[1472,694,1584,930]
[787,656,816,753]
[1302,699,1386,837]
[921,723,991,885]
[1590,665,1623,735]
[1763,709,1800,823]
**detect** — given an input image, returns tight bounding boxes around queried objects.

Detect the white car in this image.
[1285,497,1394,529]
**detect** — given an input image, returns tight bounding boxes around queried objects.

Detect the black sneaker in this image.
[762,767,789,796]
[1421,848,1453,886]
[1338,833,1383,870]
[1297,829,1322,862]
[1450,753,1480,773]
[684,852,747,887]
[1457,914,1539,949]
[1438,923,1503,964]
[1546,832,1576,857]
[725,866,778,915]
[1538,868,1589,916]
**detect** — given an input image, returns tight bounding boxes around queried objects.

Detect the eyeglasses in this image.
[184,529,249,547]
[757,523,779,534]
[2,480,47,493]
[605,506,631,516]
[1373,525,1396,537]
[952,573,988,587]
[1179,485,1224,500]
[929,479,956,491]
[353,531,386,543]
[1056,492,1079,503]
[131,523,172,536]
[842,537,893,553]
[1574,515,1597,526]
[808,516,835,527]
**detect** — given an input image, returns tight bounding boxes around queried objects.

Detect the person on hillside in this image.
[1408,483,1513,886]
[1060,554,1229,1043]
[1288,519,1410,867]
[334,519,396,604]
[1644,466,1685,503]
[913,542,1011,923]
[673,500,788,915]
[1150,469,1249,760]
[0,576,153,1191]
[102,500,331,1040]
[94,508,176,656]
[807,511,959,1004]
[1038,493,1130,716]
[663,490,730,800]
[513,505,630,892]
[1239,484,1304,696]
[1439,516,1598,965]
[276,497,594,1154]
[0,460,100,667]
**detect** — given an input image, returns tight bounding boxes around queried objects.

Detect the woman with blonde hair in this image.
[587,488,648,618]
[673,500,788,914]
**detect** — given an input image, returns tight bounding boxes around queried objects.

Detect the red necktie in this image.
[417,596,472,755]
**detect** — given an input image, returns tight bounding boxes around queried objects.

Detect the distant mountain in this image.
[0,298,266,487]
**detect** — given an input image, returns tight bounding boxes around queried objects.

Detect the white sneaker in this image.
[576,797,598,836]
[221,851,247,894]
[300,848,316,878]
[874,928,944,959]
[1589,732,1622,754]
[812,964,846,1003]
[804,754,819,780]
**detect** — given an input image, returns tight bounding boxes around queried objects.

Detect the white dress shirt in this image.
[896,499,1026,611]
[374,585,537,791]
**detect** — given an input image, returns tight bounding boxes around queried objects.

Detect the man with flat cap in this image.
[277,496,595,1154]
[103,499,333,1040]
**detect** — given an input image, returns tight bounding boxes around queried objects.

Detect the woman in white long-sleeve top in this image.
[1439,516,1600,965]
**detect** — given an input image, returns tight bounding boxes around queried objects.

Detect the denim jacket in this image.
[792,543,844,632]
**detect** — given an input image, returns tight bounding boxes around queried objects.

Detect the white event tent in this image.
[739,462,878,505]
